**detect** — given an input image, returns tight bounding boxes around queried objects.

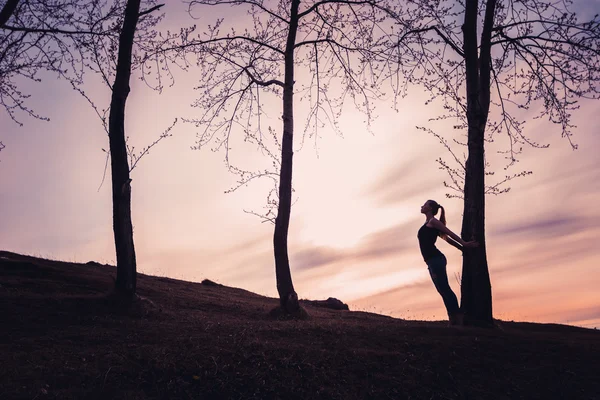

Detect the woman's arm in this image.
[429,218,479,248]
[444,235,464,251]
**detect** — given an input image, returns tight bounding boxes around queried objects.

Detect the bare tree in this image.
[396,0,600,325]
[175,0,403,315]
[1,0,171,297]
[85,0,167,297]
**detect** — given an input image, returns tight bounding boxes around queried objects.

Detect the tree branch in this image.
[491,34,600,56]
[295,38,369,52]
[298,0,393,19]
[0,0,19,27]
[397,26,465,58]
[139,4,164,17]
[147,35,285,60]
[493,19,599,33]
[243,66,284,87]
[189,0,289,24]
[1,25,112,35]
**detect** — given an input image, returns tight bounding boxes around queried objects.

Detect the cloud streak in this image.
[290,217,422,271]
[365,156,441,206]
[492,214,600,240]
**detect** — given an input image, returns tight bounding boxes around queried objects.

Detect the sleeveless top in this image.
[417,221,444,262]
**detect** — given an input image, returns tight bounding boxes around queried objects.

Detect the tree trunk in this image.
[273,0,301,314]
[460,127,493,326]
[109,0,141,297]
[459,0,496,327]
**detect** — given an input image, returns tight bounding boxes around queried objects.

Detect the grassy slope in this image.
[0,250,599,400]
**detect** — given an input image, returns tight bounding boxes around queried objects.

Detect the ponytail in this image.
[438,205,447,239]
[427,199,448,239]
[439,205,446,227]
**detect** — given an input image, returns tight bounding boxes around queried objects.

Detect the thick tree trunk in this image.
[273,0,301,314]
[460,127,493,326]
[109,0,141,297]
[459,0,495,327]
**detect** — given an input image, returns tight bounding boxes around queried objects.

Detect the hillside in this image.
[1,250,599,400]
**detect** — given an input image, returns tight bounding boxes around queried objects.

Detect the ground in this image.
[0,250,599,400]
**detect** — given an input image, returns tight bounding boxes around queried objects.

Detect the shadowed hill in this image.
[1,250,599,399]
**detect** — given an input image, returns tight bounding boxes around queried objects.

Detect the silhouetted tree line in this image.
[1,0,599,326]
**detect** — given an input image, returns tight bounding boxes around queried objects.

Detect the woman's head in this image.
[421,200,441,215]
[421,200,447,228]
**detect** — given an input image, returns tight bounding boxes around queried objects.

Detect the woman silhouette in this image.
[417,200,478,325]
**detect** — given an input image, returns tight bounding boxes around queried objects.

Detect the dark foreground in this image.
[1,251,599,400]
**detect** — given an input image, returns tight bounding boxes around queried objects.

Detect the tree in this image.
[85,0,166,297]
[107,0,143,297]
[178,0,402,315]
[0,0,122,126]
[397,0,600,325]
[1,0,170,298]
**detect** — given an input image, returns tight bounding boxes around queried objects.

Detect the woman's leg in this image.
[427,255,460,318]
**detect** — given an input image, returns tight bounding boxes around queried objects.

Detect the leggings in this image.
[426,254,459,316]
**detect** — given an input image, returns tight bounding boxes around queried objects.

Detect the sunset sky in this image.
[1,0,599,329]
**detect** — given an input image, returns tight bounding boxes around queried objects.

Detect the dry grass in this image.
[0,250,599,400]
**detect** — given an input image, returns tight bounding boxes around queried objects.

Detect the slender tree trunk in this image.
[460,0,496,327]
[0,0,19,27]
[273,0,301,314]
[109,0,141,297]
